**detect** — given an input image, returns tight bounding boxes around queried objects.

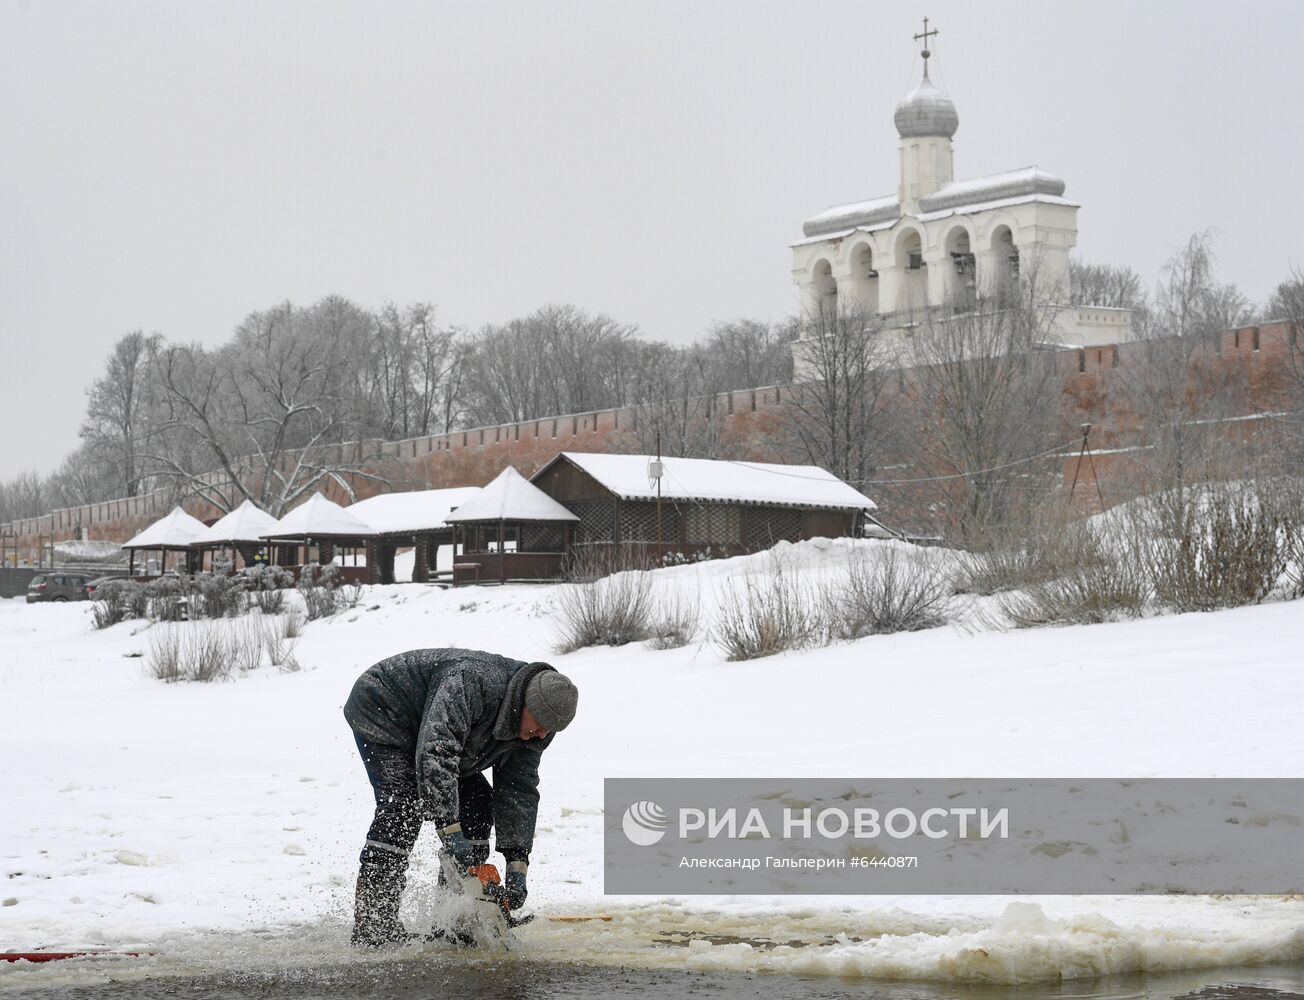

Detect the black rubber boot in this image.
[351,859,411,948]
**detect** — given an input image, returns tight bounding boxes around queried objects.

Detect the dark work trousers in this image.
[353,733,494,867]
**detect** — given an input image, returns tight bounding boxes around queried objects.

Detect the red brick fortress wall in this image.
[3,322,1295,562]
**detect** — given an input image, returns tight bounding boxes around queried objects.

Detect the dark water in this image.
[7,959,1304,1000]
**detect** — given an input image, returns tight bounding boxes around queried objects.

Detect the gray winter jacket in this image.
[342,647,556,861]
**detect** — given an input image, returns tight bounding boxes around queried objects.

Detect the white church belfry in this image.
[791,20,1132,376]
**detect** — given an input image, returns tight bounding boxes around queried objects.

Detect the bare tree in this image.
[145,298,387,516]
[81,330,162,497]
[1119,233,1253,506]
[904,264,1067,541]
[1264,268,1304,324]
[408,304,463,435]
[0,470,49,524]
[1264,266,1304,472]
[462,304,642,426]
[698,318,795,390]
[357,302,461,439]
[1068,259,1148,312]
[620,341,726,457]
[784,302,895,486]
[463,316,552,425]
[47,444,118,510]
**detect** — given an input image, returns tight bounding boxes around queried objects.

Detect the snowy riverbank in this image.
[2,539,1302,987]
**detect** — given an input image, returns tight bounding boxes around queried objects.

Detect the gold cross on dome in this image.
[913,16,939,59]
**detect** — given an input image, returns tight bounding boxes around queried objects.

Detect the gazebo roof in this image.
[541,452,878,512]
[193,498,282,545]
[261,493,376,540]
[123,506,209,550]
[445,467,579,524]
[348,487,483,535]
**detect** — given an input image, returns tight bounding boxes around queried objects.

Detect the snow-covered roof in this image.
[915,192,1078,224]
[348,488,483,534]
[789,220,898,249]
[444,467,579,524]
[918,166,1066,214]
[542,453,877,512]
[193,499,282,545]
[123,507,209,550]
[802,195,899,239]
[260,493,376,539]
[801,166,1070,240]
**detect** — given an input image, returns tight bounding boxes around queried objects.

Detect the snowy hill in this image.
[1,538,1302,987]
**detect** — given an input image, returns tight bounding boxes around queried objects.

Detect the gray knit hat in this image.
[524,670,579,733]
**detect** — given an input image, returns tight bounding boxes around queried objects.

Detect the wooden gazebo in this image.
[192,498,281,572]
[347,487,481,583]
[444,467,578,585]
[259,493,376,584]
[122,506,206,578]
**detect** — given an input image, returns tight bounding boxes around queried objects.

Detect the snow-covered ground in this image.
[1,539,1301,989]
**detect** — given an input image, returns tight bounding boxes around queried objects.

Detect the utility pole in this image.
[654,432,664,566]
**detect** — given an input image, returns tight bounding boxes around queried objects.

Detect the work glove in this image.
[438,824,478,870]
[504,861,528,910]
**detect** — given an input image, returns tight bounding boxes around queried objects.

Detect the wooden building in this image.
[192,498,281,572]
[530,452,877,562]
[445,466,578,585]
[349,487,480,584]
[259,493,375,585]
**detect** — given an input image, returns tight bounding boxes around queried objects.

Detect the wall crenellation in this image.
[2,321,1296,562]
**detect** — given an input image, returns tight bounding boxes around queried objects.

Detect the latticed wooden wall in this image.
[520,523,566,552]
[743,506,804,549]
[683,504,741,545]
[567,500,617,543]
[618,501,680,543]
[560,490,851,554]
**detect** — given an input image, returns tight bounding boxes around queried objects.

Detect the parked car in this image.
[85,574,130,599]
[26,573,94,603]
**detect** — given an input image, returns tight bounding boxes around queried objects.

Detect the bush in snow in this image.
[195,561,248,619]
[260,615,301,672]
[147,622,239,682]
[146,575,193,622]
[281,607,306,639]
[245,564,295,615]
[659,547,716,567]
[90,580,148,629]
[226,617,264,674]
[1142,486,1289,613]
[646,584,701,650]
[1283,512,1304,601]
[552,568,655,653]
[298,563,344,621]
[339,581,364,612]
[827,546,952,639]
[711,555,824,661]
[146,615,304,682]
[146,626,184,681]
[182,623,232,682]
[955,518,1101,596]
[999,555,1150,627]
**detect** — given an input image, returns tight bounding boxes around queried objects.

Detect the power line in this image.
[721,438,1083,487]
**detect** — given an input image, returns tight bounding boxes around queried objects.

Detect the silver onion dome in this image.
[893,74,959,139]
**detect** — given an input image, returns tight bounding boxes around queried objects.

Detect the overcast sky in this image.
[2,0,1302,479]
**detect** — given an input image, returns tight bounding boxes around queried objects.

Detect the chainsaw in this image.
[427,852,533,947]
[462,863,534,929]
